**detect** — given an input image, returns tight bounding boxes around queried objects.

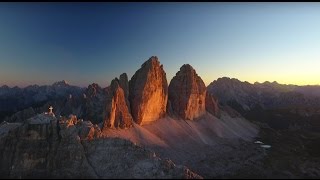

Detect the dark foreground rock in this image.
[0,114,201,179]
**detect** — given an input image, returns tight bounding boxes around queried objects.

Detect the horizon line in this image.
[2,76,320,89]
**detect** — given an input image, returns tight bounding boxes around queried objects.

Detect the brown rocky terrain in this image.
[103,77,133,129]
[0,114,202,179]
[129,56,168,125]
[168,64,207,120]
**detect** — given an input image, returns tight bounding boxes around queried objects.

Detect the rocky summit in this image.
[129,56,168,125]
[103,77,133,129]
[168,64,207,120]
[119,73,130,101]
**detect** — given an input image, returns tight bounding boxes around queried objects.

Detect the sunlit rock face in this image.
[168,64,206,120]
[129,56,168,125]
[103,78,133,129]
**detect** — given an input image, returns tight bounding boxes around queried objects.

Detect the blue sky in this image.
[0,2,319,87]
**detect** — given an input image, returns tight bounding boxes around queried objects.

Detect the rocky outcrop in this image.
[84,76,133,129]
[53,115,99,178]
[61,115,102,141]
[4,107,36,123]
[103,78,133,129]
[0,122,22,177]
[0,114,100,178]
[205,92,220,117]
[84,83,107,124]
[119,73,131,112]
[168,64,206,120]
[78,120,102,140]
[82,138,202,179]
[0,113,59,178]
[86,83,103,98]
[119,73,129,100]
[59,93,87,118]
[129,56,168,125]
[0,113,201,179]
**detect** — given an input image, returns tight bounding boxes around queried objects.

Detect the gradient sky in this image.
[0,2,320,87]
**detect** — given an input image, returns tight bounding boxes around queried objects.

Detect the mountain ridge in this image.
[1,56,320,178]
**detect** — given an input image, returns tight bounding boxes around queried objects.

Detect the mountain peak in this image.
[261,81,279,86]
[129,56,168,125]
[169,64,206,120]
[214,77,241,84]
[0,85,10,89]
[141,56,160,68]
[180,64,195,72]
[217,77,231,81]
[52,80,69,87]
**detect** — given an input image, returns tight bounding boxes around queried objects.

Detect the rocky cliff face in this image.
[119,73,130,101]
[0,114,201,179]
[59,94,86,118]
[84,83,107,124]
[103,78,133,129]
[0,113,60,178]
[0,113,100,178]
[168,64,206,120]
[205,92,220,117]
[52,115,100,178]
[129,56,168,125]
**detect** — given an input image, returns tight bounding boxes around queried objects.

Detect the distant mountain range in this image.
[207,77,320,130]
[208,77,320,110]
[1,56,320,178]
[0,80,84,121]
[2,73,320,129]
